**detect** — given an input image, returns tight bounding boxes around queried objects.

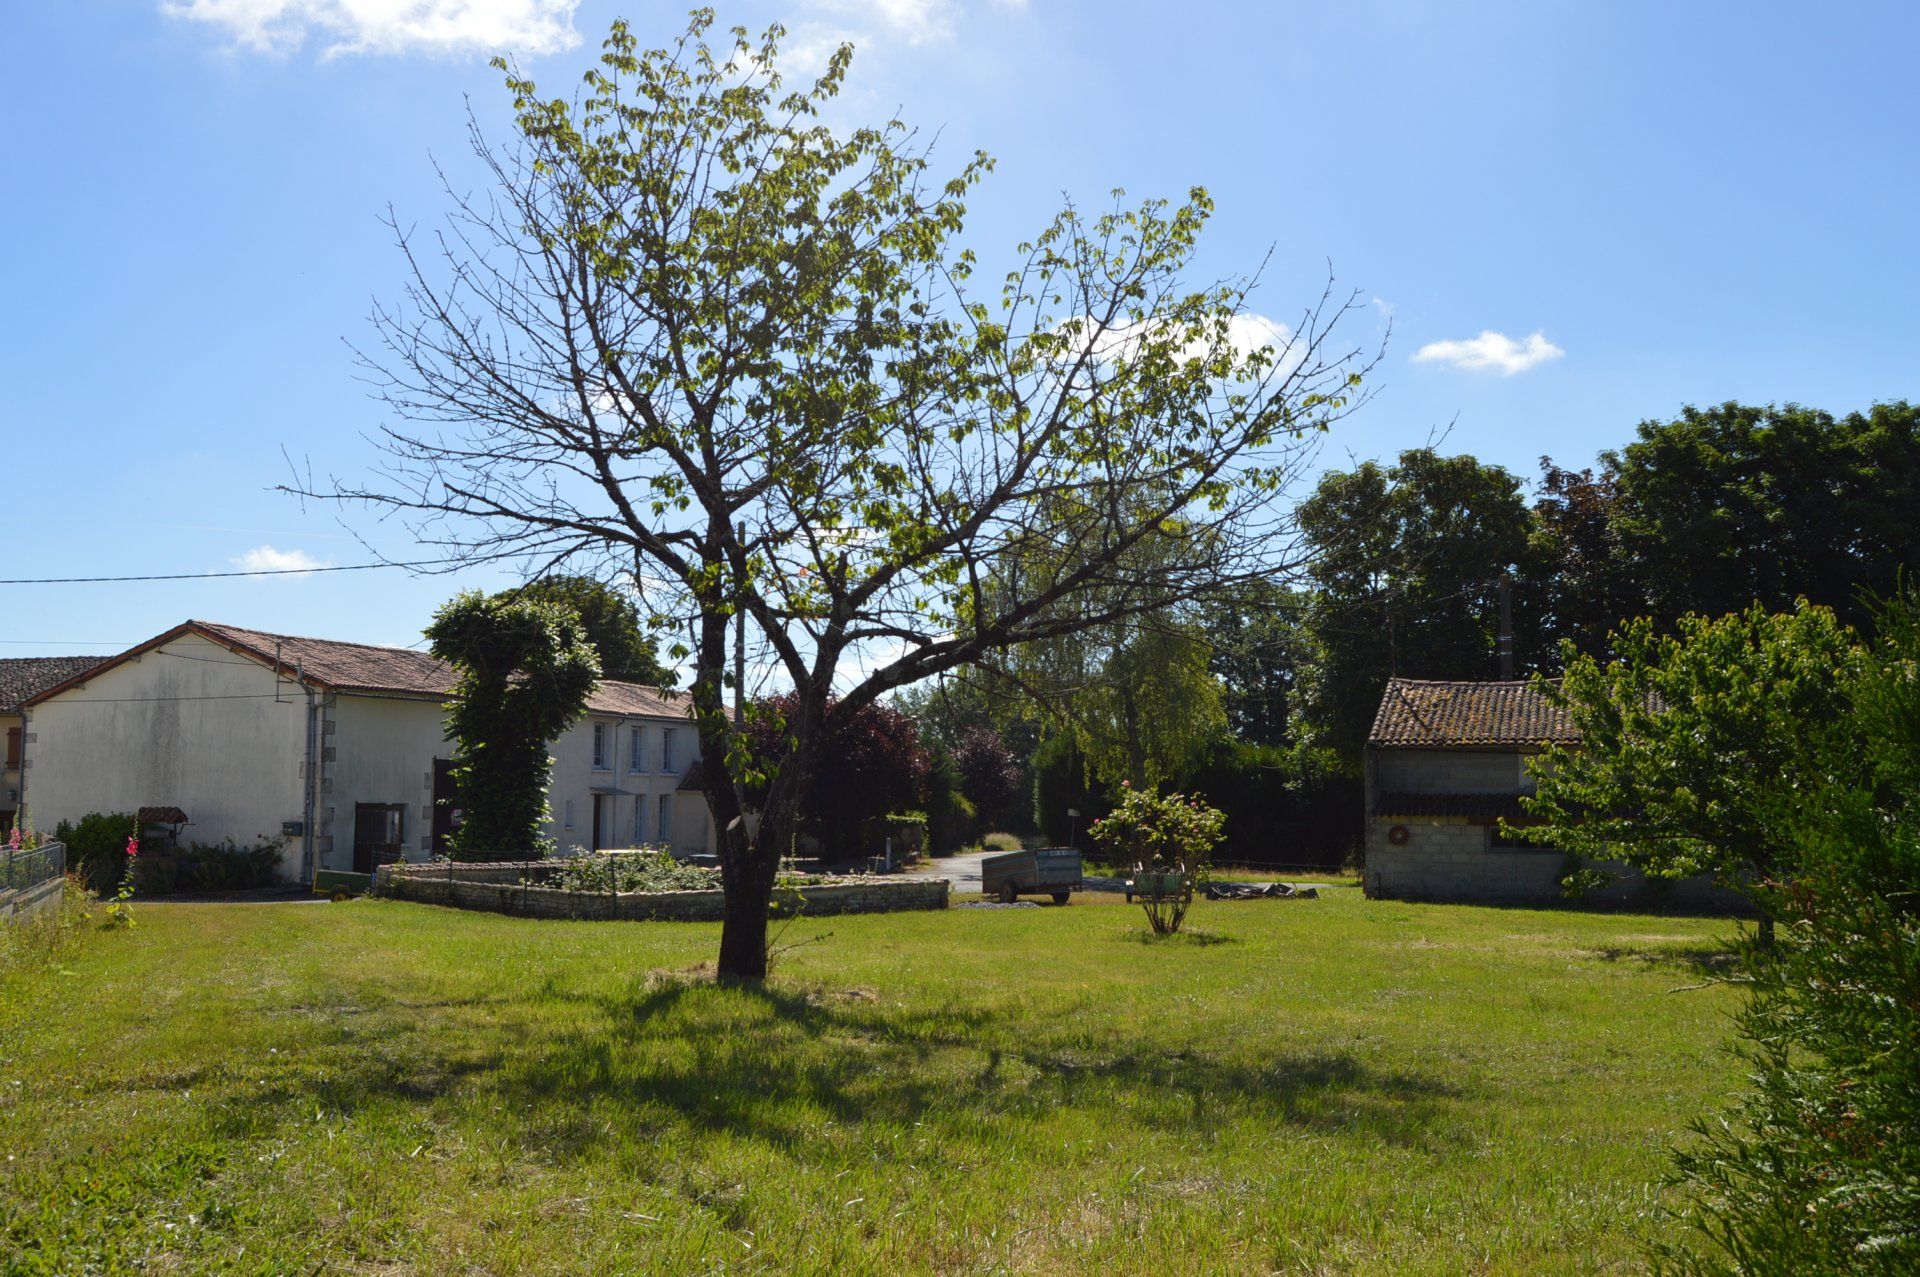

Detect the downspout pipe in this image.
[300,667,319,883]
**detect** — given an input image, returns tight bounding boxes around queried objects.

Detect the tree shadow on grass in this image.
[180,970,1466,1167]
[1126,927,1236,947]
[479,974,1465,1157]
[1588,942,1743,977]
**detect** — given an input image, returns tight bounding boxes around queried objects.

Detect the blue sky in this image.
[4,1,1915,658]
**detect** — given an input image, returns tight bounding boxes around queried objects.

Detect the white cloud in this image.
[1412,330,1564,376]
[161,0,581,59]
[1071,310,1298,375]
[810,0,959,46]
[232,545,331,574]
[780,24,861,78]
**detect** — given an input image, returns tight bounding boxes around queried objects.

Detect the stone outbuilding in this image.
[1362,677,1733,909]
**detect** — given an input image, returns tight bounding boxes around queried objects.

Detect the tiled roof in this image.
[0,656,109,714]
[1368,678,1579,749]
[585,678,695,719]
[196,621,453,698]
[25,621,692,720]
[1372,791,1528,820]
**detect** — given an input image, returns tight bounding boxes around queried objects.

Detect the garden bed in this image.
[373,858,948,921]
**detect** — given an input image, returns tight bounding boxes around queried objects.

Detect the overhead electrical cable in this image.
[0,558,461,585]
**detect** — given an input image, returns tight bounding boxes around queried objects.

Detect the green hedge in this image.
[51,812,137,893]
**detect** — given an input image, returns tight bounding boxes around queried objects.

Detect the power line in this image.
[0,558,461,585]
[0,640,136,646]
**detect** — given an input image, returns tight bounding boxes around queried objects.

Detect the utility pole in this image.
[732,518,746,729]
[1497,572,1515,680]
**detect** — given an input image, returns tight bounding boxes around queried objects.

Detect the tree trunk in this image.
[717,871,773,980]
[715,811,790,982]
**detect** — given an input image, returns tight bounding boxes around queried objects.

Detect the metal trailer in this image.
[980,847,1083,904]
[314,867,375,901]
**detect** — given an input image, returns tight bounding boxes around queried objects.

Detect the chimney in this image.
[1497,572,1514,680]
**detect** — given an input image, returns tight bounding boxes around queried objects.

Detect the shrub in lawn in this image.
[1091,784,1225,935]
[50,812,137,893]
[978,831,1023,852]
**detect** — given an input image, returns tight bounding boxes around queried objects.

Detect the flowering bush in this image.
[1088,784,1226,873]
[103,835,137,929]
[1092,785,1225,936]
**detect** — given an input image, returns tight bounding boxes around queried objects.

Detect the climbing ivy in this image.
[426,591,600,860]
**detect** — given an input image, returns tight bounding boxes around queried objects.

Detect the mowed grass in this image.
[0,892,1743,1275]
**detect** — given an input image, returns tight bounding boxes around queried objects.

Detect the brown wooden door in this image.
[353,804,405,874]
[431,759,458,854]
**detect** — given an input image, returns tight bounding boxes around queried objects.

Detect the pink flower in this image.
[125,834,140,860]
[7,825,19,851]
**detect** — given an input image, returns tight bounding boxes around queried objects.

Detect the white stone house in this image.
[1362,677,1732,908]
[21,621,713,880]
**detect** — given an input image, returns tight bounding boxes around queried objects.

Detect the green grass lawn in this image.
[0,891,1744,1274]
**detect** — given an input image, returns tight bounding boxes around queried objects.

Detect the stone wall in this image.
[374,861,949,921]
[0,875,66,925]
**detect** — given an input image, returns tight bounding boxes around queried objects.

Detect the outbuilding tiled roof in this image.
[0,656,108,714]
[1368,678,1578,749]
[24,621,693,720]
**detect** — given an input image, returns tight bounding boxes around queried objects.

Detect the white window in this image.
[628,726,645,772]
[631,794,646,843]
[661,728,677,774]
[658,794,673,845]
[563,798,576,830]
[592,723,609,770]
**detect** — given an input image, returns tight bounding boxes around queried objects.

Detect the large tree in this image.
[1527,458,1634,660]
[305,15,1372,978]
[1519,601,1863,944]
[1198,580,1310,747]
[1653,592,1920,1277]
[743,692,928,857]
[1610,401,1920,633]
[1294,449,1539,766]
[501,575,673,685]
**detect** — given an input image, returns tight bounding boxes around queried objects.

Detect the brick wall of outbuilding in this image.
[1362,813,1744,911]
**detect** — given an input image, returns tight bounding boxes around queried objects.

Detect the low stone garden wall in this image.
[373,859,949,921]
[1,876,68,925]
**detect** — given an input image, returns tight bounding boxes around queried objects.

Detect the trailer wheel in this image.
[999,881,1020,903]
[330,888,352,903]
[1051,892,1070,905]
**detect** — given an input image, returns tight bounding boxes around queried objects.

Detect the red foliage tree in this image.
[952,727,1023,833]
[746,693,929,856]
